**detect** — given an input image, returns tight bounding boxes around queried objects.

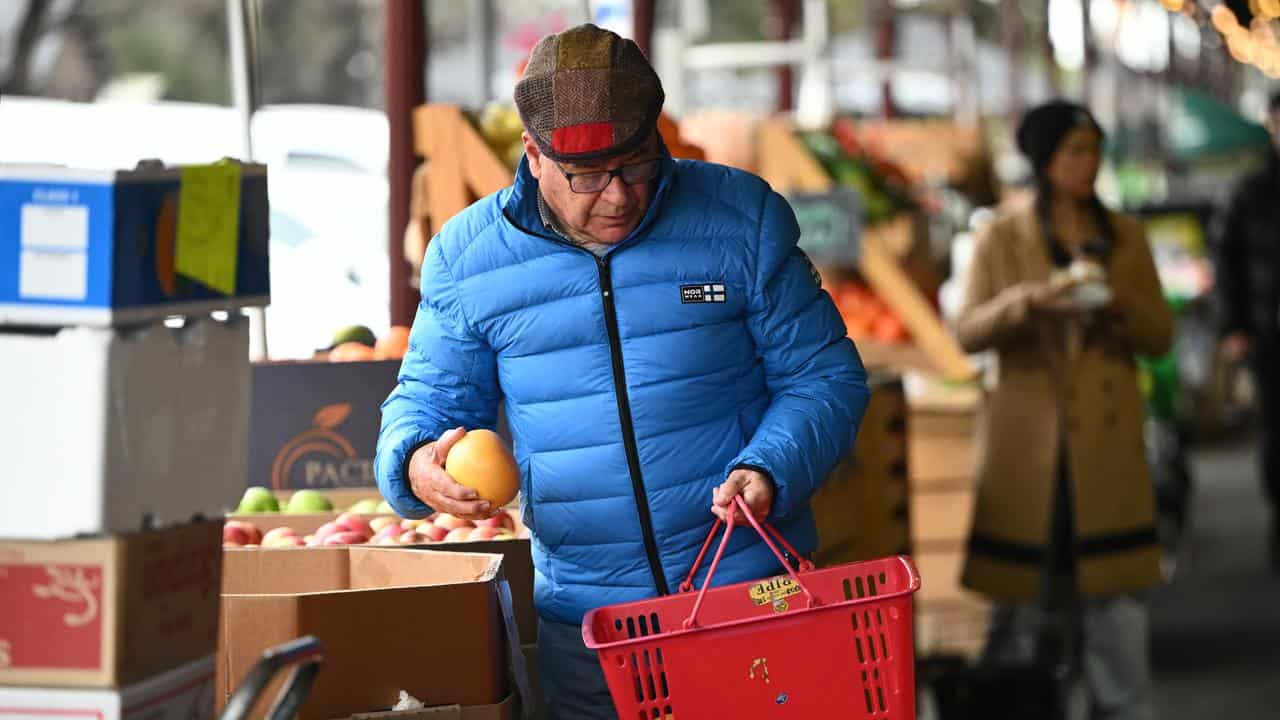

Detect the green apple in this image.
[286,489,333,513]
[376,499,393,514]
[347,498,381,514]
[238,486,280,514]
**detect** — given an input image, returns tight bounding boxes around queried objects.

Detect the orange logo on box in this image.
[271,404,374,489]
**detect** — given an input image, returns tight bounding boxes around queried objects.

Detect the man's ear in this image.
[522,132,542,179]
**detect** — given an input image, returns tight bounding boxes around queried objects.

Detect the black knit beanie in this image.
[1016,100,1104,176]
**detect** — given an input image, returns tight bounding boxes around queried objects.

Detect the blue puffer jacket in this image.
[376,152,869,624]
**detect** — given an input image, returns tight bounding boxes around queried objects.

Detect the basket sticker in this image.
[748,575,800,613]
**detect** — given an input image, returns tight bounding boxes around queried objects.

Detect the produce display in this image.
[828,279,910,345]
[800,120,920,226]
[224,503,527,549]
[326,324,411,362]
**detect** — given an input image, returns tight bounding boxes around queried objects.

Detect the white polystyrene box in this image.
[0,316,248,539]
[0,656,214,720]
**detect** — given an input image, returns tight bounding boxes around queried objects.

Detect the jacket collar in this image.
[502,143,677,255]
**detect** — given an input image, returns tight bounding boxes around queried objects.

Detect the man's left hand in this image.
[712,468,773,523]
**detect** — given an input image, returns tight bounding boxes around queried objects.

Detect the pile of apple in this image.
[222,509,524,549]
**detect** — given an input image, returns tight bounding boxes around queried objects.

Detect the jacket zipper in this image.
[500,208,670,596]
[595,256,670,596]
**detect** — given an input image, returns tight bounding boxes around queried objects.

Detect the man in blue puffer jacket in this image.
[376,24,869,719]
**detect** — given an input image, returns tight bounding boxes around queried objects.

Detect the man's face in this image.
[524,133,659,245]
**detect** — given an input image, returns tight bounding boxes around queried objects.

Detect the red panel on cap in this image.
[551,122,614,155]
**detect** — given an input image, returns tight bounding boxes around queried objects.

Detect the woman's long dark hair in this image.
[1033,175,1115,268]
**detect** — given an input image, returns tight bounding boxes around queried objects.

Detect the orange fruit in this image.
[375,326,411,360]
[445,429,520,507]
[329,342,377,362]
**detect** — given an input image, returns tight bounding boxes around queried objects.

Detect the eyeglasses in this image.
[554,158,661,194]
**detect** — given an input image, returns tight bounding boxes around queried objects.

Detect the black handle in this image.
[220,636,325,720]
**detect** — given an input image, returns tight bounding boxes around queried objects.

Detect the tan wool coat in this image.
[955,205,1174,602]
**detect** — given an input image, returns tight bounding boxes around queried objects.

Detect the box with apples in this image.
[0,520,222,688]
[218,547,514,720]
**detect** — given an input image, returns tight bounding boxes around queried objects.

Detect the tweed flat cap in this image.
[513,24,664,165]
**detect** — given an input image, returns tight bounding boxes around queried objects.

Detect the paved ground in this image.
[1150,436,1280,716]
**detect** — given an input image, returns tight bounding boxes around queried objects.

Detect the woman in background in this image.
[956,100,1173,720]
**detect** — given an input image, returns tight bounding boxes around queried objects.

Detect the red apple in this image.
[444,527,472,543]
[224,520,261,546]
[467,526,506,541]
[261,527,299,547]
[274,536,306,548]
[400,518,425,531]
[494,530,516,540]
[475,514,515,531]
[314,521,345,542]
[432,513,473,531]
[323,531,370,546]
[376,535,401,546]
[335,512,372,537]
[372,525,401,543]
[398,530,423,544]
[303,534,319,546]
[415,523,448,542]
[369,516,399,534]
[222,541,243,549]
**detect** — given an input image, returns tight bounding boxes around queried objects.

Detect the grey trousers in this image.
[984,593,1154,720]
[537,618,618,720]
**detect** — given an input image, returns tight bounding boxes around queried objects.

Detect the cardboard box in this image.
[223,511,538,646]
[347,693,516,720]
[0,316,249,540]
[0,655,216,720]
[813,375,911,565]
[247,360,400,490]
[218,547,509,720]
[0,521,222,688]
[0,163,269,327]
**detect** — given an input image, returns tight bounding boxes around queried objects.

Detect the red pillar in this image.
[385,0,425,327]
[634,0,655,58]
[774,0,800,112]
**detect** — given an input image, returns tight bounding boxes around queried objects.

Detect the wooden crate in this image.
[813,375,910,566]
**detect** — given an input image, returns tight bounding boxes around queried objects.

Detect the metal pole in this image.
[385,0,426,328]
[227,0,269,360]
[468,0,494,105]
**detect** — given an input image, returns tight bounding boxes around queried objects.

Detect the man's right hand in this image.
[1223,332,1252,363]
[407,427,495,520]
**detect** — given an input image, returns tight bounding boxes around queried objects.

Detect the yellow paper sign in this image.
[176,162,241,296]
[747,575,801,608]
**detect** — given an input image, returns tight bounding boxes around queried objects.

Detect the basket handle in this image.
[680,496,820,630]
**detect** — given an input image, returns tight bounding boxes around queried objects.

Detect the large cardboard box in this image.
[0,316,250,540]
[0,655,216,720]
[218,547,509,720]
[0,163,269,327]
[224,512,537,644]
[0,521,222,687]
[247,360,400,490]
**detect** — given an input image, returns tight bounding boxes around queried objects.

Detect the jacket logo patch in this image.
[681,283,726,304]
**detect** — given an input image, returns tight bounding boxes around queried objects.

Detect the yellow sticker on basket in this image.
[748,575,801,609]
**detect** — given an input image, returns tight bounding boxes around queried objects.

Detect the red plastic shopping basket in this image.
[583,496,921,718]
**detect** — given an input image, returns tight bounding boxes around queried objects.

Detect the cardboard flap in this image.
[222,548,349,595]
[347,548,500,590]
